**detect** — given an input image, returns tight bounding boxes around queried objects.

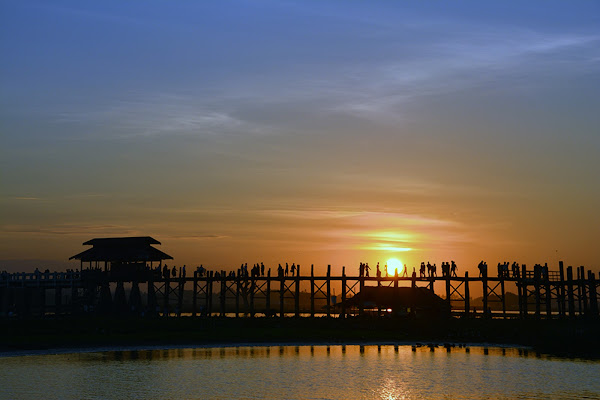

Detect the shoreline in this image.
[2,316,599,360]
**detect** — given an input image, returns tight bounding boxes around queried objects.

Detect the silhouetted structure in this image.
[1,250,598,320]
[70,236,172,280]
[343,286,450,317]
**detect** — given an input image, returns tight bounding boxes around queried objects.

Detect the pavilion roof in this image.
[344,286,447,309]
[70,236,173,262]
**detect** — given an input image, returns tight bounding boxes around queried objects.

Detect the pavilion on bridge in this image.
[70,236,173,280]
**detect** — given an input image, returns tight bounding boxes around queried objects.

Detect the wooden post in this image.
[326,265,331,318]
[114,281,127,315]
[587,271,598,318]
[516,267,523,318]
[129,281,142,314]
[279,268,285,318]
[522,265,528,317]
[501,277,506,319]
[445,272,451,311]
[177,278,184,317]
[164,277,170,317]
[147,278,157,316]
[566,266,575,317]
[220,274,226,317]
[464,272,470,318]
[295,265,300,317]
[394,268,399,315]
[576,267,583,314]
[580,266,588,315]
[310,265,315,317]
[266,269,271,316]
[410,270,417,316]
[250,274,255,318]
[341,266,347,319]
[558,262,566,318]
[545,268,552,319]
[359,267,365,316]
[207,271,213,316]
[235,273,240,318]
[534,265,541,319]
[482,268,488,318]
[192,271,198,317]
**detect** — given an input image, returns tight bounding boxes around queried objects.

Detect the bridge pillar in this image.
[341,266,347,319]
[588,271,598,318]
[566,266,575,317]
[464,272,470,318]
[113,281,127,314]
[558,262,566,318]
[579,266,588,316]
[129,281,142,314]
[147,278,157,316]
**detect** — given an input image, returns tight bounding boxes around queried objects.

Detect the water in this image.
[1,345,599,399]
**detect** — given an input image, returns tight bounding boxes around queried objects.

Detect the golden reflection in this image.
[376,377,410,400]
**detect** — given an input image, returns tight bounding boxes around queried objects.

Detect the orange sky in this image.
[1,1,599,275]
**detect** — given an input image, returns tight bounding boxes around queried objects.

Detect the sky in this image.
[1,0,599,275]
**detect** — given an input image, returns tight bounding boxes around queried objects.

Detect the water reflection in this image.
[1,345,598,400]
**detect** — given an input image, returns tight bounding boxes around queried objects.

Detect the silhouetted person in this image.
[163,265,169,279]
[376,262,381,278]
[278,264,284,277]
[420,262,425,278]
[478,261,487,277]
[512,262,519,278]
[182,265,186,278]
[359,263,364,277]
[291,263,296,276]
[365,263,371,277]
[451,261,457,277]
[261,262,265,276]
[403,265,408,277]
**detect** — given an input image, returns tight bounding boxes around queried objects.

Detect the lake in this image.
[1,344,598,399]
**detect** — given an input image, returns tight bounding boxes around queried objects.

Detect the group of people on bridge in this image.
[419,261,458,278]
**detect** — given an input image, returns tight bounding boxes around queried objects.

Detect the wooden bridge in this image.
[1,262,598,319]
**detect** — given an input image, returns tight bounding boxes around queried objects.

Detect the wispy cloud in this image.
[329,31,600,121]
[10,197,41,201]
[54,92,269,140]
[1,223,138,236]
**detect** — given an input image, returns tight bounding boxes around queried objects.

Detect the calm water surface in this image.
[1,345,598,399]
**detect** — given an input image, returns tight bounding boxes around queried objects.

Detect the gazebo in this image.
[70,236,173,279]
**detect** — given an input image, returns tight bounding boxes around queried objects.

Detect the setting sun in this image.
[386,258,403,276]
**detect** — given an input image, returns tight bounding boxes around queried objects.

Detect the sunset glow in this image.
[387,258,403,276]
[0,1,598,275]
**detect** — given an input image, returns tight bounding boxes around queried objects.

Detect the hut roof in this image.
[345,286,447,310]
[82,236,161,246]
[69,236,173,262]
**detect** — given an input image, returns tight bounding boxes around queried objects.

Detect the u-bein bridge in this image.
[1,262,598,320]
[0,237,598,320]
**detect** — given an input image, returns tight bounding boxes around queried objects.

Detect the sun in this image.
[387,258,403,276]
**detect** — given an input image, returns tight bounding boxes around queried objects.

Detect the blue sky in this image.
[1,0,599,271]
